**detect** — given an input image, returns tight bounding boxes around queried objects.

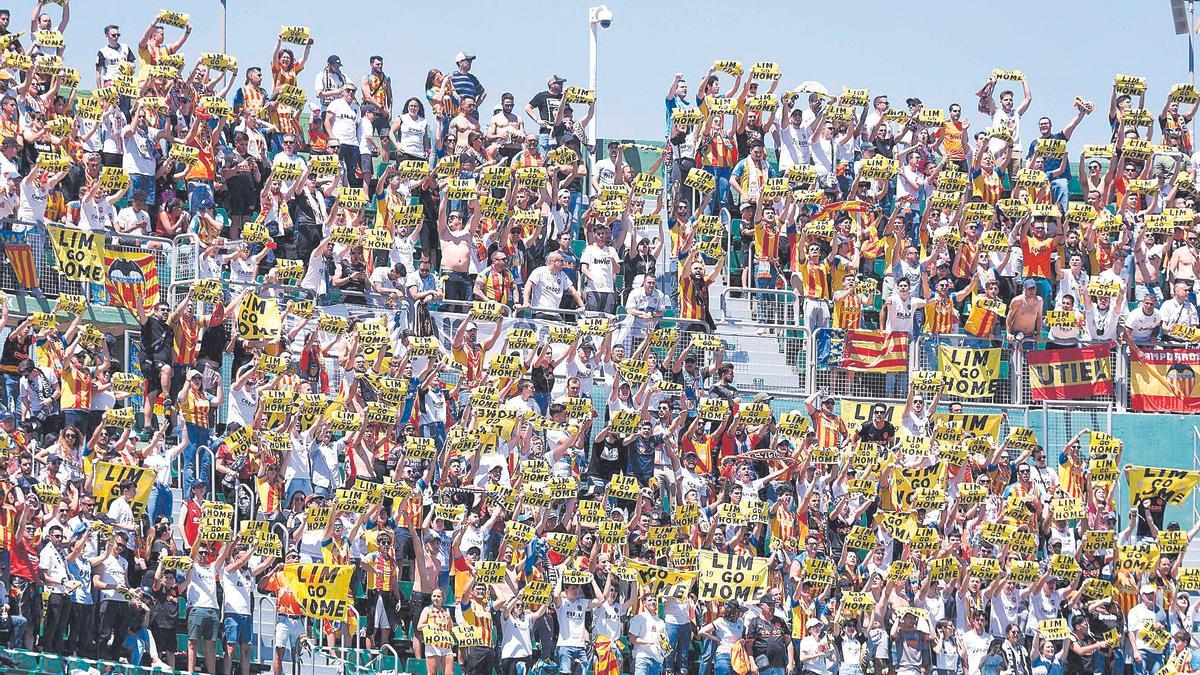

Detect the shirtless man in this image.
[448,95,481,154]
[1006,278,1044,345]
[405,508,441,659]
[438,187,477,304]
[1133,229,1166,302]
[486,93,524,162]
[1168,232,1198,295]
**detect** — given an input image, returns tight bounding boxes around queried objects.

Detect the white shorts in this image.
[273,616,306,649]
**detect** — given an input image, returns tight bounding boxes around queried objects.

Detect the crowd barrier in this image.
[0,229,1190,423]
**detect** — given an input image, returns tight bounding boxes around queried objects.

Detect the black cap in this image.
[327,55,342,66]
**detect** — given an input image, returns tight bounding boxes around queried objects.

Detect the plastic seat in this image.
[407,657,429,675]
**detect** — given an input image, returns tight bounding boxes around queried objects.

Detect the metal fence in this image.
[911,332,1018,405]
[718,286,798,328]
[0,219,197,306]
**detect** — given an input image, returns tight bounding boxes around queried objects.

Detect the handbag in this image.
[730,641,752,675]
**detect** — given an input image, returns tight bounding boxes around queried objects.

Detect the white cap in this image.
[1140,583,1157,595]
[454,51,476,63]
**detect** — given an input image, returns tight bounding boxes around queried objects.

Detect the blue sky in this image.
[55,1,1194,144]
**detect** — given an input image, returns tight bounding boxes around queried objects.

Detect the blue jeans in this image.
[2,373,19,416]
[754,272,780,324]
[700,637,716,675]
[1134,649,1162,675]
[760,668,785,675]
[181,422,212,497]
[713,653,732,675]
[704,166,733,216]
[664,622,692,673]
[421,421,447,448]
[634,656,663,675]
[1134,283,1164,303]
[538,131,552,155]
[286,478,313,504]
[187,180,215,213]
[1050,177,1070,212]
[532,393,550,415]
[147,482,172,525]
[556,645,587,675]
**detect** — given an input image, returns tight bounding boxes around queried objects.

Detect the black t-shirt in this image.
[528,90,563,125]
[745,615,790,669]
[589,437,626,482]
[141,317,173,363]
[197,322,228,364]
[338,260,367,294]
[1,332,31,369]
[856,420,897,444]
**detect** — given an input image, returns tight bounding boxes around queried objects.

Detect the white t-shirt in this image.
[711,617,744,655]
[581,245,619,293]
[396,115,429,158]
[593,158,616,190]
[884,294,917,334]
[959,629,992,675]
[95,555,128,602]
[122,125,159,176]
[227,386,258,429]
[187,561,220,610]
[285,432,314,483]
[628,611,667,662]
[80,198,116,232]
[556,598,590,648]
[593,601,625,640]
[326,98,361,145]
[107,497,136,550]
[527,266,571,309]
[17,180,50,223]
[39,543,68,594]
[221,565,254,615]
[500,612,533,659]
[1160,298,1199,334]
[116,206,151,236]
[1127,603,1164,653]
[1123,308,1162,343]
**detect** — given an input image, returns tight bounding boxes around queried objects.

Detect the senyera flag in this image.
[1130,349,1200,413]
[1026,344,1113,401]
[816,328,908,372]
[104,249,160,311]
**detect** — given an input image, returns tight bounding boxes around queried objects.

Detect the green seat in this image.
[407,657,429,675]
[40,653,65,672]
[8,650,39,670]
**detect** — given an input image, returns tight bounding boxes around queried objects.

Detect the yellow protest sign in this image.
[938,346,999,399]
[198,501,235,542]
[236,292,281,341]
[695,551,768,604]
[48,226,106,283]
[92,461,155,518]
[1126,466,1200,505]
[283,564,355,620]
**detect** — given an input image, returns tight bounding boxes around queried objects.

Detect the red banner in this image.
[1130,349,1200,413]
[1026,345,1113,401]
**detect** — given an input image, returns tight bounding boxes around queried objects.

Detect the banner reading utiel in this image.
[1130,349,1200,413]
[1027,345,1113,401]
[282,563,355,620]
[938,346,1000,399]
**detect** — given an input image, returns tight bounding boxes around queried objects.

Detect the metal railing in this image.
[0,220,194,310]
[718,286,799,328]
[910,332,1018,405]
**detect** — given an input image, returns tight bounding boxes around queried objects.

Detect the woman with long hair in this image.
[390,97,431,164]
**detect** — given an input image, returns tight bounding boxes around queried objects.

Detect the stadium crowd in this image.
[0,3,1196,675]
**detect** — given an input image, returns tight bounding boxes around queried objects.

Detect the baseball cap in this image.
[464,321,478,331]
[753,392,774,404]
[548,74,566,85]
[327,55,342,67]
[861,142,877,152]
[805,618,823,630]
[758,594,776,605]
[1140,583,1157,595]
[455,51,476,63]
[1022,278,1038,289]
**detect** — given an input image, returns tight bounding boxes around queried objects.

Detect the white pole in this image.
[588,19,597,148]
[220,1,228,88]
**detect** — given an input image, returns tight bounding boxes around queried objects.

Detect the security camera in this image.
[592,5,614,29]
